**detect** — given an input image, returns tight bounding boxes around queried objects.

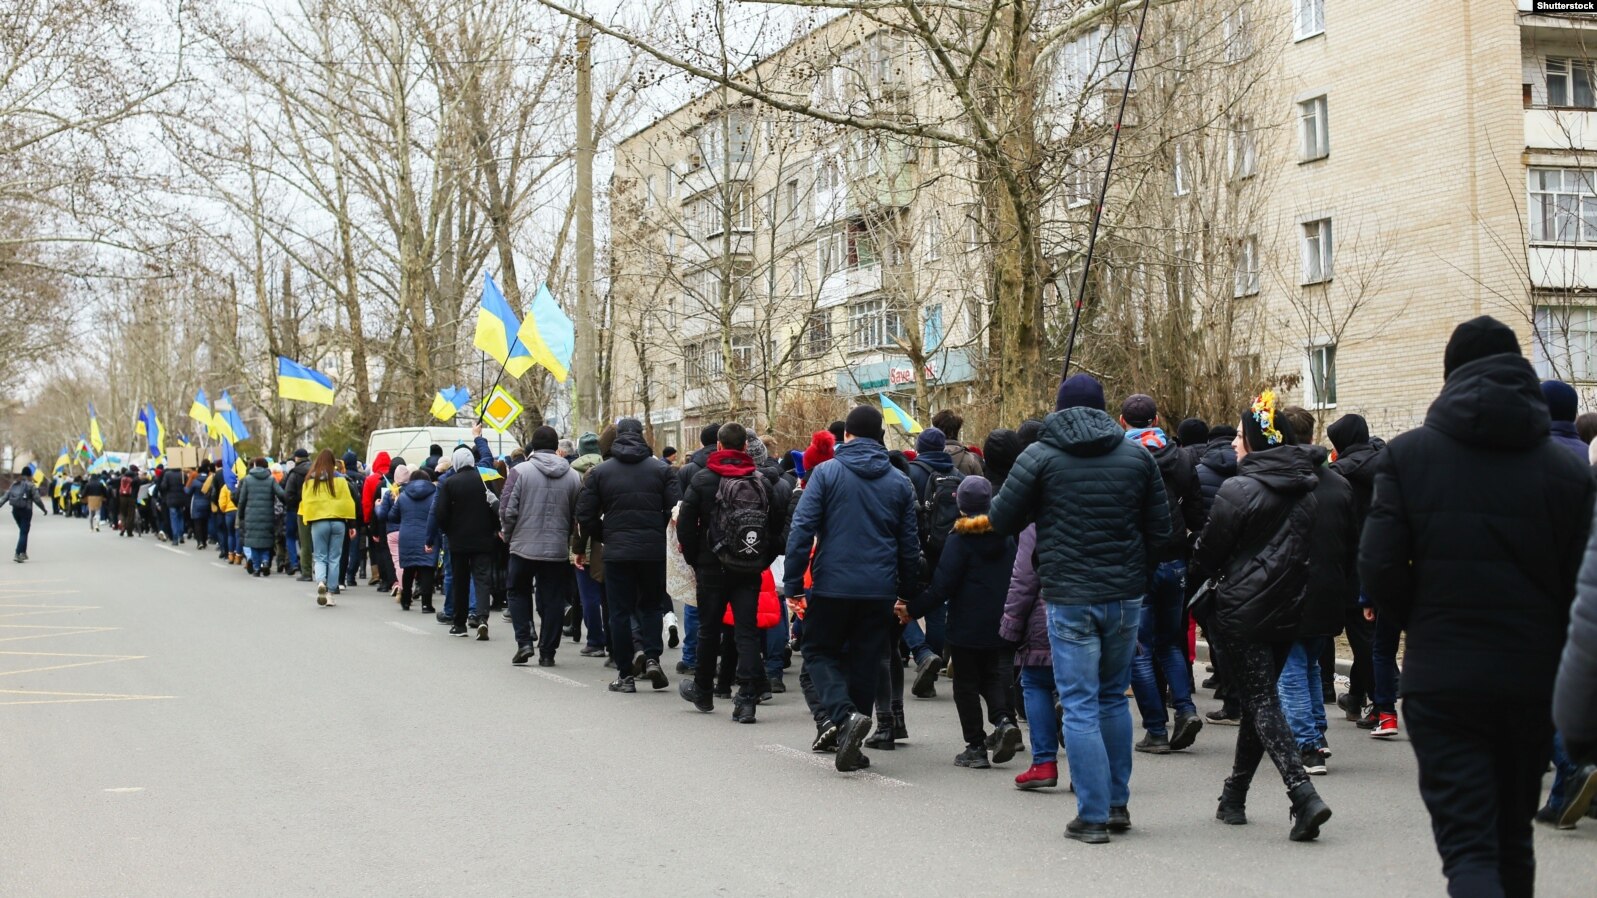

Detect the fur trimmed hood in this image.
[953,514,993,535]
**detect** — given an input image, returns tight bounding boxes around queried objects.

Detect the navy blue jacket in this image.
[389,478,439,569]
[783,438,920,601]
[1551,420,1588,460]
[906,451,954,498]
[907,515,1018,649]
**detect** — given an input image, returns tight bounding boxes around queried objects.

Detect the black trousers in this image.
[1343,608,1375,707]
[950,644,1014,748]
[369,524,396,587]
[450,551,496,627]
[1405,694,1551,898]
[693,566,762,696]
[1227,640,1309,792]
[401,565,436,608]
[801,596,894,727]
[605,560,666,667]
[875,620,906,719]
[507,555,573,656]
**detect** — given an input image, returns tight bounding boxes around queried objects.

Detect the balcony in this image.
[679,155,756,199]
[1526,107,1597,150]
[1529,245,1597,289]
[816,262,883,308]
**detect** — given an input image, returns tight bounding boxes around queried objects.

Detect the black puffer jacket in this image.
[430,466,500,554]
[159,468,187,510]
[1131,430,1203,559]
[1299,447,1358,636]
[576,429,681,562]
[1193,445,1318,645]
[1361,352,1595,699]
[1328,442,1379,526]
[989,407,1170,605]
[283,459,310,515]
[1195,438,1238,524]
[678,449,788,569]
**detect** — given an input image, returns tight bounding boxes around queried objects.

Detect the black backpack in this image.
[912,461,964,558]
[710,473,771,573]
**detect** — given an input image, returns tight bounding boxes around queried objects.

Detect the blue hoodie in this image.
[907,449,954,498]
[783,437,921,601]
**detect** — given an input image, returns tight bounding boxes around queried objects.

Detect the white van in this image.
[365,427,521,467]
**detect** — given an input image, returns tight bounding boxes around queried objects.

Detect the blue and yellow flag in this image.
[474,273,536,378]
[430,386,471,422]
[53,447,71,477]
[134,406,147,438]
[516,284,576,383]
[221,439,244,491]
[189,389,213,431]
[144,404,166,459]
[88,403,103,453]
[213,391,251,444]
[477,464,503,483]
[879,394,923,434]
[277,357,335,405]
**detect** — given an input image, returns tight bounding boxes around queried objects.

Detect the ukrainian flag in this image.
[477,464,503,483]
[516,284,576,383]
[53,447,71,477]
[213,391,250,444]
[430,386,471,422]
[134,406,147,437]
[221,439,245,491]
[190,389,213,431]
[88,403,103,453]
[277,357,336,405]
[879,394,923,434]
[145,404,166,458]
[474,273,536,378]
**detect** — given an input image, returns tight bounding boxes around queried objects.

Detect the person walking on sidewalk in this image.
[3,471,48,562]
[501,426,582,667]
[235,458,286,576]
[988,374,1170,845]
[299,449,356,606]
[82,473,108,533]
[1362,316,1594,896]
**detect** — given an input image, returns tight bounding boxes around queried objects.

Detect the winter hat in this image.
[802,430,836,475]
[598,425,618,459]
[1241,390,1295,452]
[450,447,475,472]
[577,431,600,457]
[788,449,806,479]
[915,427,946,454]
[342,450,359,470]
[699,423,721,447]
[955,475,992,516]
[390,456,408,471]
[747,434,769,464]
[1208,424,1237,441]
[1325,414,1370,454]
[293,448,309,459]
[1055,373,1106,412]
[530,425,560,452]
[661,446,677,462]
[1541,380,1579,423]
[845,405,885,444]
[1017,419,1044,448]
[1120,394,1157,427]
[434,455,453,474]
[902,449,918,461]
[617,417,644,435]
[1176,418,1209,447]
[1444,315,1520,379]
[982,428,1022,478]
[392,464,411,486]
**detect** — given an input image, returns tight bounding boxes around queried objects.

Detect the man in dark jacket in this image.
[1361,316,1595,897]
[677,422,719,493]
[576,418,681,693]
[1543,379,1588,459]
[1327,413,1381,724]
[1195,425,1239,523]
[905,426,960,695]
[989,374,1170,844]
[159,465,188,544]
[678,422,787,722]
[1277,406,1358,775]
[1555,519,1597,825]
[283,448,312,580]
[1120,393,1205,755]
[341,450,366,588]
[501,426,581,666]
[785,406,920,772]
[430,446,501,640]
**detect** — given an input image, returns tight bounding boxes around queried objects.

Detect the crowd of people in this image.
[13,315,1597,894]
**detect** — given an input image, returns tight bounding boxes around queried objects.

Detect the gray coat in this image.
[500,450,581,562]
[235,467,285,550]
[1557,503,1597,755]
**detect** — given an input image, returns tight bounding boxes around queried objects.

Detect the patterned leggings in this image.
[1228,640,1310,792]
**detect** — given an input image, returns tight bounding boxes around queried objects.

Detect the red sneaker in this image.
[1015,761,1059,790]
[1370,712,1399,739]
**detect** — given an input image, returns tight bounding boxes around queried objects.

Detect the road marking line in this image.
[525,668,587,688]
[756,743,915,788]
[0,625,119,644]
[0,651,145,677]
[210,563,230,570]
[386,621,431,636]
[155,545,185,556]
[104,787,145,793]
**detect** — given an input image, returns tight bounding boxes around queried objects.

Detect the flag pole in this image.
[1060,0,1153,381]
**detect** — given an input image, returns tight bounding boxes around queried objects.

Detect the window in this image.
[1547,58,1597,109]
[849,299,905,351]
[783,179,802,225]
[803,310,832,358]
[645,175,657,208]
[732,330,755,373]
[1307,344,1337,407]
[1228,116,1257,180]
[925,210,942,261]
[730,184,754,231]
[684,342,704,385]
[688,339,725,385]
[788,258,809,298]
[819,230,846,277]
[666,362,679,398]
[1223,3,1251,64]
[1298,96,1328,161]
[1069,147,1094,207]
[698,110,753,170]
[1535,303,1597,381]
[1530,168,1597,244]
[846,219,878,268]
[1302,218,1333,284]
[1173,143,1189,196]
[1294,0,1324,40]
[816,156,840,192]
[923,303,944,349]
[1233,234,1260,297]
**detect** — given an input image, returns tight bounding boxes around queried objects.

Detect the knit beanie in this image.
[955,475,992,516]
[915,427,946,454]
[802,430,836,476]
[1055,373,1106,412]
[845,405,885,444]
[747,434,769,464]
[577,431,600,457]
[1176,418,1209,447]
[1241,390,1295,452]
[392,464,411,486]
[1444,316,1520,379]
[1325,414,1370,454]
[617,418,644,435]
[342,449,360,470]
[1541,380,1579,423]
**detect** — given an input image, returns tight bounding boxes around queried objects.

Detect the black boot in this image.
[1216,777,1249,825]
[1287,782,1331,842]
[864,716,897,750]
[731,694,757,724]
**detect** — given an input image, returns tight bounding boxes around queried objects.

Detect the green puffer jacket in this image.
[235,466,286,550]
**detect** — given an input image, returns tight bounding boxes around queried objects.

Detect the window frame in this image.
[1233,234,1260,298]
[1529,167,1597,245]
[1293,0,1325,42]
[1301,218,1334,285]
[1547,57,1597,110]
[1534,302,1597,382]
[1306,343,1338,408]
[1298,95,1329,162]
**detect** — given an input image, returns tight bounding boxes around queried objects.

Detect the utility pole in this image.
[573,22,599,432]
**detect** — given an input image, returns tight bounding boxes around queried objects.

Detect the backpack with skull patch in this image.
[710,472,771,574]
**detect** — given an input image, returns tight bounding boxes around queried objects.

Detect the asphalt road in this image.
[2,515,1594,897]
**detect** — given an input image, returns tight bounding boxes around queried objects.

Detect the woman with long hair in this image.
[299,449,356,605]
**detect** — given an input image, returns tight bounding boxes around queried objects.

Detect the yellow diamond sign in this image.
[476,386,524,433]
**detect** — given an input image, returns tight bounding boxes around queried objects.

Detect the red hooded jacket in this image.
[361,452,391,519]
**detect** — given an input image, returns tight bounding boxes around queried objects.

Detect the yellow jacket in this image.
[298,476,355,522]
[218,484,236,514]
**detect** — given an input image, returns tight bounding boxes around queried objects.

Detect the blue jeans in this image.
[1020,665,1059,764]
[342,528,364,584]
[576,566,607,649]
[169,508,186,544]
[1277,636,1330,751]
[12,508,32,555]
[249,547,273,570]
[309,519,345,588]
[1129,560,1195,735]
[764,600,789,681]
[682,603,700,668]
[903,604,947,664]
[225,512,240,554]
[283,517,300,570]
[1547,731,1578,812]
[1048,597,1142,824]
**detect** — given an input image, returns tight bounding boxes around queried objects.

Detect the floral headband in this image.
[1250,390,1283,447]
